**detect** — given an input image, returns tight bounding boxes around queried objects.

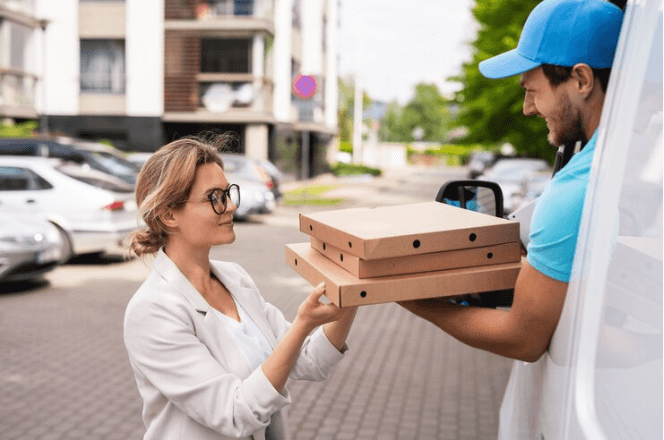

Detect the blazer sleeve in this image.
[231,263,347,381]
[124,289,290,438]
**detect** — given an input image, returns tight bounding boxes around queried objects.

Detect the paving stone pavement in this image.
[0,166,515,439]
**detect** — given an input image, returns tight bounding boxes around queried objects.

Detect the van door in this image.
[539,1,662,439]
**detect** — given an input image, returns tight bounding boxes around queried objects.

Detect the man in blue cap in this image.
[399,0,624,374]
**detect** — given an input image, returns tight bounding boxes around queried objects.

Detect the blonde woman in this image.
[124,135,357,440]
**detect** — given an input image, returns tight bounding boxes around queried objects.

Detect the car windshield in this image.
[84,151,139,176]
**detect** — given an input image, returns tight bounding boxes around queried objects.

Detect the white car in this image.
[0,156,139,261]
[0,210,64,282]
[233,177,276,221]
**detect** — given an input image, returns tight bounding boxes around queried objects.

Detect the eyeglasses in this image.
[207,184,240,215]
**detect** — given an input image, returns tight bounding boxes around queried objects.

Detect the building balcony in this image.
[0,68,38,119]
[165,0,274,37]
[164,73,274,123]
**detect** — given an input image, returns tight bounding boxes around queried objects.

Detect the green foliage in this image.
[378,84,452,143]
[407,144,482,167]
[98,139,114,148]
[283,184,345,206]
[338,140,353,154]
[0,120,38,138]
[451,0,555,163]
[338,77,372,144]
[330,162,382,177]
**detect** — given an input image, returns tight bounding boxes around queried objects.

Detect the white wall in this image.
[36,0,78,115]
[126,0,164,116]
[273,0,293,122]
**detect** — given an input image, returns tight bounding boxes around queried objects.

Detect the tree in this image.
[451,0,556,162]
[378,83,452,143]
[338,77,372,146]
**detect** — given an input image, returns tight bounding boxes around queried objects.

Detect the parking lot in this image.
[0,167,514,440]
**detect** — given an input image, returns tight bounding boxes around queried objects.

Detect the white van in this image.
[444,0,662,438]
[504,1,662,438]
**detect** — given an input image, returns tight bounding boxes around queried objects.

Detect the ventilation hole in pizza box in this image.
[340,254,344,262]
[348,241,352,248]
[469,233,477,242]
[322,243,326,251]
[413,240,421,248]
[309,225,313,231]
[360,291,367,298]
[294,258,298,266]
[487,252,493,259]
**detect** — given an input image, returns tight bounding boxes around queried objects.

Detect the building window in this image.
[200,38,250,73]
[80,39,125,93]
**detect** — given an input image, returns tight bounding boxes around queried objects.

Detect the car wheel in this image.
[53,224,73,263]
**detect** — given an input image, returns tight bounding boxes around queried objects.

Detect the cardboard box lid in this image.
[286,242,522,307]
[300,201,519,260]
[310,236,523,279]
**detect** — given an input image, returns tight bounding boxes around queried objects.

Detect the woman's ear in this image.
[571,63,596,99]
[159,207,178,229]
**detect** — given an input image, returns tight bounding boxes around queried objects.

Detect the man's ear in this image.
[571,63,596,99]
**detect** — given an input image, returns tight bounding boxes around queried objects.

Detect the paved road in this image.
[0,166,514,440]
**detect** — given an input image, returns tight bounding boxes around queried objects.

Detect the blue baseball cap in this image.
[479,0,624,79]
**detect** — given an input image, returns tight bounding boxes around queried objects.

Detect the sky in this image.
[337,0,478,105]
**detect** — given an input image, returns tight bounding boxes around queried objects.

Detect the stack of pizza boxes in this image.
[286,201,523,307]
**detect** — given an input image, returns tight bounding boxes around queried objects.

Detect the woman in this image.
[123,135,357,440]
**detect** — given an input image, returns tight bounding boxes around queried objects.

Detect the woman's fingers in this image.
[310,282,326,301]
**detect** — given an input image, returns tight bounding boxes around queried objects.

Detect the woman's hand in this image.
[294,282,344,334]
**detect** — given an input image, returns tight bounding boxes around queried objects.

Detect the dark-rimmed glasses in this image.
[207,184,240,215]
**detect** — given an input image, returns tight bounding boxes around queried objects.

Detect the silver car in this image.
[0,210,64,282]
[0,157,139,261]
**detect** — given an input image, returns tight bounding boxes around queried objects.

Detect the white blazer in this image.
[124,249,346,440]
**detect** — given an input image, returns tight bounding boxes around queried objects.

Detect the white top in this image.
[213,301,273,372]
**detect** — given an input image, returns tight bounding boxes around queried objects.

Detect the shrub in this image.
[330,162,382,177]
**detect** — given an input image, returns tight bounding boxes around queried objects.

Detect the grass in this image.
[282,184,345,206]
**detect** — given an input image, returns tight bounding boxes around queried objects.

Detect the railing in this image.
[198,76,273,113]
[0,68,37,109]
[80,72,126,94]
[194,0,274,20]
[1,0,35,16]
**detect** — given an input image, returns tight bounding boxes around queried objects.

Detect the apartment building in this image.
[35,0,338,177]
[0,0,46,122]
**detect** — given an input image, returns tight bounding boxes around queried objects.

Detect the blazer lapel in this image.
[153,250,254,378]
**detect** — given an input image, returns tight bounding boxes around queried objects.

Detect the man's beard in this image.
[548,97,588,148]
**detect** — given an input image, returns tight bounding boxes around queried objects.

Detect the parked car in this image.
[0,210,64,282]
[220,153,282,200]
[0,157,138,261]
[124,152,154,170]
[0,137,140,185]
[511,171,552,212]
[233,177,277,221]
[467,151,499,179]
[479,157,551,214]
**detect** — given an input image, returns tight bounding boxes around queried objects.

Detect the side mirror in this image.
[435,180,504,218]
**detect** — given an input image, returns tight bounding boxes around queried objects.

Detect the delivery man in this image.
[398,0,624,401]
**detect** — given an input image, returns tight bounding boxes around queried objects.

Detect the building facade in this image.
[0,0,45,123]
[29,0,338,177]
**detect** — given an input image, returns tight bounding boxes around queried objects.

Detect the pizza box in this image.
[299,202,520,260]
[309,236,522,278]
[285,242,522,307]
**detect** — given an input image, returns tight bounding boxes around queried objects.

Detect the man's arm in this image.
[398,260,568,362]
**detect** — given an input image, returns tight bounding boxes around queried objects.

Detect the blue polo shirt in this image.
[527,132,597,282]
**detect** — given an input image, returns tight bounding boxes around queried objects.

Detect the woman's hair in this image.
[128,132,236,257]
